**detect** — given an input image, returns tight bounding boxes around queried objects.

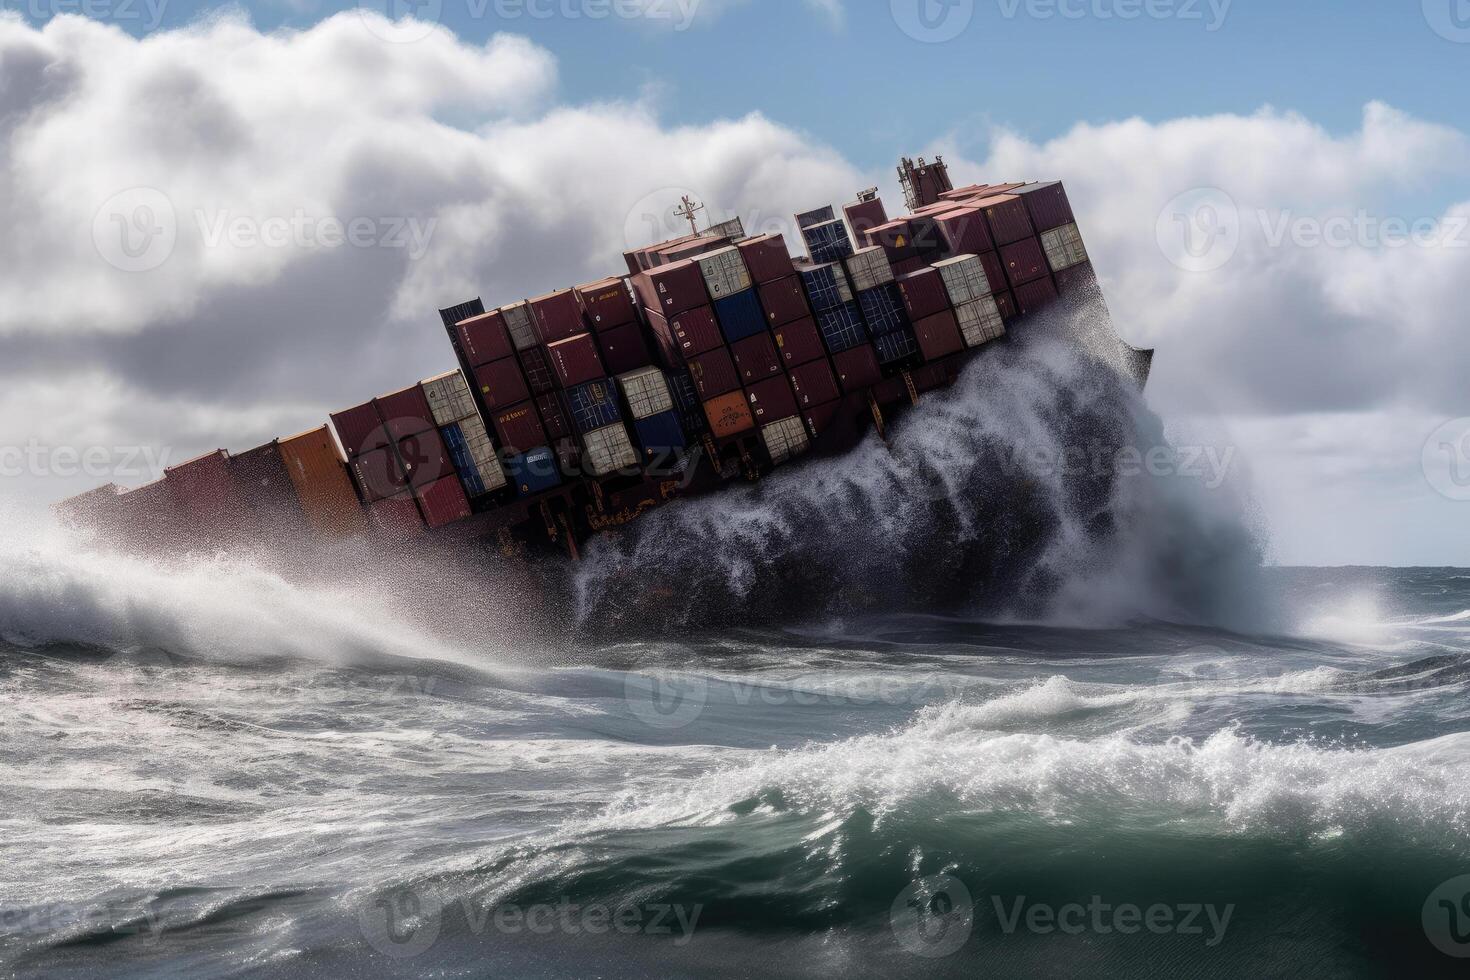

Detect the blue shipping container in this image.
[816,302,867,354]
[667,371,709,435]
[804,219,852,265]
[507,446,561,496]
[440,422,488,497]
[566,378,622,434]
[874,328,921,365]
[799,263,851,313]
[633,411,688,461]
[713,289,767,344]
[858,284,909,337]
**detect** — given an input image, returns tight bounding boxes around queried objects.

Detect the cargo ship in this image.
[56,157,1151,561]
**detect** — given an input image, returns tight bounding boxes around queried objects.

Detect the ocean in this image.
[2,337,1467,978]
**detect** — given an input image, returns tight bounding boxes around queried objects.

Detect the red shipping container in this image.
[913,311,964,361]
[912,362,952,394]
[634,260,707,317]
[530,289,584,345]
[164,450,254,539]
[703,391,755,439]
[376,385,435,440]
[788,359,840,407]
[331,401,387,458]
[746,375,798,423]
[648,305,723,362]
[935,207,994,256]
[737,234,796,284]
[976,195,1034,247]
[757,276,811,327]
[896,267,951,321]
[597,321,652,375]
[548,333,605,388]
[803,400,842,440]
[832,345,882,393]
[414,475,472,529]
[1014,276,1060,316]
[892,257,926,277]
[909,215,943,253]
[575,277,636,330]
[1054,260,1098,295]
[844,198,889,246]
[518,345,558,395]
[773,316,825,368]
[455,311,513,367]
[368,493,424,540]
[996,290,1018,320]
[1001,237,1049,287]
[492,402,548,453]
[688,347,740,400]
[397,428,453,489]
[1015,181,1075,232]
[351,446,406,503]
[865,218,917,261]
[978,252,1006,295]
[473,358,531,411]
[648,323,680,369]
[873,376,909,406]
[536,391,573,442]
[731,332,782,383]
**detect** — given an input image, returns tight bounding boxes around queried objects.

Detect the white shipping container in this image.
[616,367,675,421]
[933,254,991,306]
[460,415,509,492]
[708,217,746,240]
[696,246,752,299]
[500,302,539,350]
[1040,223,1089,272]
[847,246,895,292]
[761,416,810,466]
[582,423,639,477]
[422,370,477,426]
[955,296,1006,348]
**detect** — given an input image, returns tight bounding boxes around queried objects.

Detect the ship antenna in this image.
[674,195,706,235]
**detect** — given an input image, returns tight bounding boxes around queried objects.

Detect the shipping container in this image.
[804,219,853,264]
[688,346,741,400]
[695,246,752,300]
[597,320,652,376]
[873,375,908,407]
[375,384,436,440]
[165,449,255,540]
[731,331,783,383]
[832,345,882,393]
[1013,181,1075,232]
[331,401,387,458]
[414,475,472,529]
[815,302,867,354]
[530,289,584,345]
[423,370,478,426]
[1001,237,1049,287]
[798,262,854,313]
[908,215,944,255]
[548,333,606,389]
[995,289,1018,321]
[708,216,746,240]
[631,411,687,461]
[575,277,637,330]
[633,260,708,317]
[761,415,810,466]
[843,196,889,248]
[932,254,992,306]
[1040,223,1089,272]
[772,316,825,367]
[441,416,508,497]
[935,207,994,256]
[788,359,840,407]
[397,427,453,489]
[582,422,640,477]
[492,402,548,453]
[712,288,767,344]
[802,400,842,441]
[913,310,964,361]
[955,296,1006,348]
[892,257,926,277]
[507,446,561,496]
[279,426,368,537]
[617,366,674,421]
[566,378,622,434]
[940,182,991,202]
[500,302,540,351]
[865,218,917,263]
[845,246,895,292]
[737,234,796,284]
[874,328,921,366]
[977,251,1006,295]
[518,345,558,395]
[352,446,407,503]
[474,358,531,411]
[535,390,573,442]
[652,305,723,361]
[795,205,837,229]
[228,441,309,537]
[857,283,909,336]
[1014,276,1060,316]
[368,493,425,540]
[896,267,951,322]
[703,390,755,438]
[976,195,1035,247]
[756,276,811,327]
[115,479,181,550]
[667,371,709,435]
[455,311,514,367]
[1054,260,1098,295]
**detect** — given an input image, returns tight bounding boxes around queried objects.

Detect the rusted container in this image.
[492,402,548,454]
[737,234,796,284]
[688,346,740,400]
[788,359,840,407]
[1014,276,1060,316]
[896,267,951,322]
[367,493,424,541]
[935,207,994,256]
[330,401,387,458]
[375,385,435,440]
[913,310,964,361]
[455,311,513,367]
[518,345,558,395]
[279,426,367,536]
[731,331,783,384]
[1001,237,1049,287]
[633,260,708,317]
[548,333,606,389]
[703,390,755,438]
[351,446,407,503]
[575,277,636,330]
[832,344,882,393]
[757,276,811,327]
[473,358,531,411]
[397,428,454,489]
[976,195,1034,247]
[773,316,825,368]
[530,289,584,345]
[165,450,255,540]
[596,321,652,376]
[1013,181,1075,232]
[414,474,472,529]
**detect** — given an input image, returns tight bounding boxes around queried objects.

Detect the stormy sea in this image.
[3,319,1468,978]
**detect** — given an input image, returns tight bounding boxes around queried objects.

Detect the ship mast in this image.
[674,195,706,235]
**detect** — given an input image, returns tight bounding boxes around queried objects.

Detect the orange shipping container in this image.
[278,426,367,537]
[703,391,755,439]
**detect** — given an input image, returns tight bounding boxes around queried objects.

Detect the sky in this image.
[0,0,1467,566]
